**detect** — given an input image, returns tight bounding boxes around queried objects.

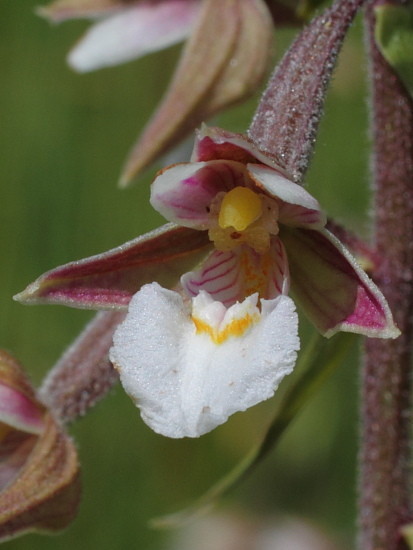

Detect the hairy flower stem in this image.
[39,311,125,424]
[249,0,366,182]
[360,4,413,549]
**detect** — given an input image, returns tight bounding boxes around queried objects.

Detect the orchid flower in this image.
[0,351,80,540]
[16,126,399,438]
[38,0,289,184]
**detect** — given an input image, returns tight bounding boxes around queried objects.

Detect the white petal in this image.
[68,0,200,72]
[150,160,249,229]
[248,164,326,228]
[110,283,299,438]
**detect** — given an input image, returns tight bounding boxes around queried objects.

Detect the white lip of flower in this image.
[109,283,299,438]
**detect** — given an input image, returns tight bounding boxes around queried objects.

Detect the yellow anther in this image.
[218,187,262,231]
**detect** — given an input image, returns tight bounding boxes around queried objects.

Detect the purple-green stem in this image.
[360,3,413,548]
[39,311,125,424]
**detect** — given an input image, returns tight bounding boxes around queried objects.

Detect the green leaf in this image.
[375,4,413,98]
[151,331,355,529]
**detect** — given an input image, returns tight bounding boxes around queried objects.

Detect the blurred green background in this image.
[1,1,370,548]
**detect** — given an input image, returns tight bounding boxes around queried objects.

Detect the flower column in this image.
[360,2,413,549]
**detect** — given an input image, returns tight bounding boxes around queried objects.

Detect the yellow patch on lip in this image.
[192,312,259,344]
